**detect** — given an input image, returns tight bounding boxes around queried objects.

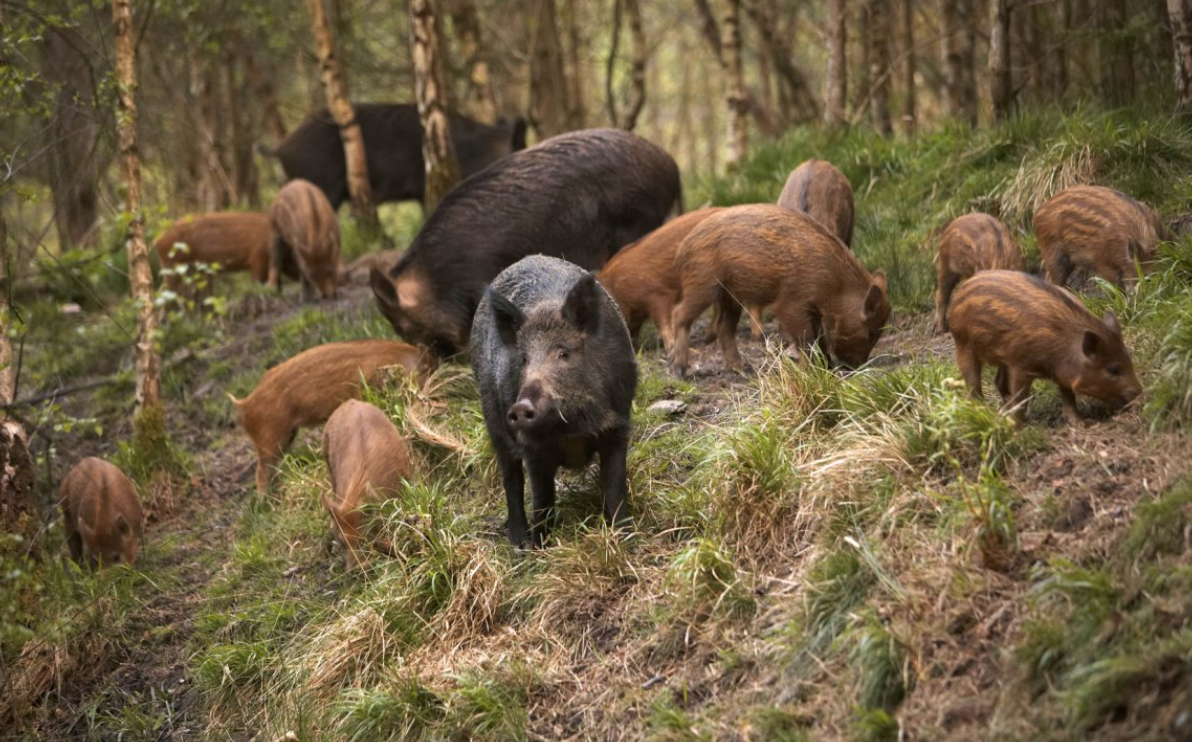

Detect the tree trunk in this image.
[1099,0,1135,105]
[191,55,231,211]
[0,201,36,556]
[902,0,917,133]
[868,0,893,134]
[990,0,1013,121]
[244,50,288,145]
[825,0,848,126]
[1172,0,1192,111]
[723,0,748,167]
[114,0,161,415]
[563,0,587,129]
[411,0,462,212]
[607,0,646,130]
[528,0,571,138]
[1049,0,1069,100]
[692,0,777,137]
[41,28,101,250]
[307,0,379,230]
[855,0,871,119]
[447,0,498,125]
[224,50,260,208]
[942,0,978,125]
[0,208,12,409]
[742,0,820,123]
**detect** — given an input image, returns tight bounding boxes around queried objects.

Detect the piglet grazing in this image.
[155,211,299,298]
[948,270,1142,424]
[776,158,855,248]
[59,457,143,568]
[934,213,1024,333]
[322,399,410,568]
[269,178,342,301]
[670,204,890,375]
[231,339,430,496]
[471,255,637,547]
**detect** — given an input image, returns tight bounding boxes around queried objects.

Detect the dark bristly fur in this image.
[60,457,143,568]
[371,128,682,358]
[948,270,1142,423]
[1033,185,1167,288]
[669,204,890,375]
[934,212,1024,333]
[471,256,637,548]
[776,158,855,248]
[268,179,341,301]
[267,103,527,209]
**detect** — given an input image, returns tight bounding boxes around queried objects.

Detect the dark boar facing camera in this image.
[371,128,682,358]
[471,256,637,548]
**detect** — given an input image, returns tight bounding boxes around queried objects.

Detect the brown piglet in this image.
[231,339,430,496]
[670,204,890,376]
[322,399,410,568]
[948,270,1142,424]
[598,208,723,350]
[269,179,342,301]
[934,213,1024,333]
[154,212,297,297]
[59,457,143,568]
[1034,185,1167,289]
[776,158,855,248]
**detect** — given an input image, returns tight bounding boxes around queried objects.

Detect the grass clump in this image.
[663,538,756,630]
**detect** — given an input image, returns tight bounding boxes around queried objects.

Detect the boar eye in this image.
[557,348,571,361]
[1107,364,1121,376]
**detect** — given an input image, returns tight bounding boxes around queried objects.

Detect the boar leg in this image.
[499,455,530,547]
[955,345,983,400]
[935,273,958,334]
[267,235,286,292]
[66,523,83,563]
[747,304,765,340]
[599,430,632,529]
[773,304,816,362]
[1057,384,1081,425]
[1042,249,1073,288]
[671,281,721,375]
[525,456,558,547]
[714,295,746,371]
[1005,371,1034,423]
[994,365,1011,402]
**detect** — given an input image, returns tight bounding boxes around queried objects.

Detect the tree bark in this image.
[868,0,893,134]
[1049,0,1069,100]
[1099,0,1135,105]
[447,0,498,125]
[692,0,777,137]
[855,0,871,119]
[244,50,288,145]
[114,0,161,415]
[741,0,820,123]
[563,0,587,128]
[41,27,101,250]
[606,0,646,130]
[902,0,917,133]
[0,203,36,555]
[528,0,571,138]
[990,0,1013,121]
[1172,0,1192,111]
[307,0,379,230]
[411,0,462,212]
[724,0,748,167]
[224,49,260,208]
[0,204,13,408]
[825,0,848,126]
[942,0,978,125]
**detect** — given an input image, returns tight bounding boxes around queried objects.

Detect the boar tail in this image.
[226,392,246,408]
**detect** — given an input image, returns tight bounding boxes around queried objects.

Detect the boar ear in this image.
[487,287,525,347]
[115,514,130,536]
[864,282,885,319]
[370,267,399,311]
[1103,310,1123,337]
[562,273,601,334]
[870,270,888,293]
[1082,330,1105,360]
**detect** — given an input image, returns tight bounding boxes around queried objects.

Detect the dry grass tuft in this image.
[431,541,509,642]
[301,606,398,697]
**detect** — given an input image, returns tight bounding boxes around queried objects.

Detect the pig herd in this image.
[63,126,1159,568]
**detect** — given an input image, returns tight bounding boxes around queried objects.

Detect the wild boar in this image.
[471,256,637,547]
[59,457,143,567]
[371,128,682,359]
[934,213,1024,333]
[598,208,723,350]
[776,158,855,248]
[266,103,528,209]
[1034,185,1168,288]
[669,204,890,376]
[231,339,430,496]
[154,211,298,296]
[322,399,410,568]
[268,179,341,301]
[948,270,1142,424]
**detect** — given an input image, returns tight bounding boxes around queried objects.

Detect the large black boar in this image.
[266,103,527,209]
[471,255,637,548]
[371,128,683,358]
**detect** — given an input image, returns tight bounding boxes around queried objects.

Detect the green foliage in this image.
[0,533,40,656]
[664,538,755,626]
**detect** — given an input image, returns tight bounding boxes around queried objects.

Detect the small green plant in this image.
[958,464,1020,571]
[664,538,755,627]
[844,610,914,713]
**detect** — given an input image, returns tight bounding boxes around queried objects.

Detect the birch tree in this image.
[447,0,498,125]
[990,0,1013,121]
[825,0,848,127]
[1170,0,1192,111]
[724,0,748,167]
[411,0,461,211]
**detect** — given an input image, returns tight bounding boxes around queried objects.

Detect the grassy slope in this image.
[4,106,1192,741]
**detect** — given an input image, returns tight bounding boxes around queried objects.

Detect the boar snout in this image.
[507,381,556,431]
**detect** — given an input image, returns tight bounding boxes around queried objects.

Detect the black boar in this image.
[60,457,143,567]
[471,255,637,547]
[776,158,855,247]
[934,212,1024,333]
[268,178,341,301]
[948,270,1142,424]
[1034,185,1167,288]
[372,128,682,358]
[670,204,890,376]
[266,103,528,209]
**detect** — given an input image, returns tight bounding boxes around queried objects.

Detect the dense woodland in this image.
[4,1,1192,740]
